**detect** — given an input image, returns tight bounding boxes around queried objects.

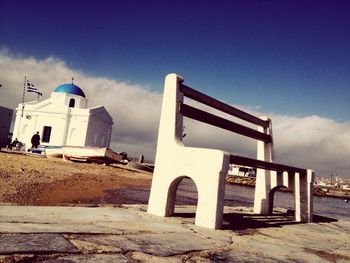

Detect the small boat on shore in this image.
[126,160,154,172]
[44,146,63,158]
[62,146,125,164]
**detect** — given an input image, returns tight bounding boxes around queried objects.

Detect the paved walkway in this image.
[0,205,349,262]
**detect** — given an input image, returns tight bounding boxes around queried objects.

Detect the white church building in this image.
[12,83,113,150]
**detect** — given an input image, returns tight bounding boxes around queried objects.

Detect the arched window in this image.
[69,98,75,108]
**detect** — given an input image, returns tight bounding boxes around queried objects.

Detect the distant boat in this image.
[62,146,125,164]
[126,160,154,172]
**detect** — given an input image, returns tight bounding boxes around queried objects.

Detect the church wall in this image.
[13,108,93,149]
[12,83,113,150]
[34,112,69,147]
[63,94,87,109]
[12,109,38,149]
[85,115,112,147]
[51,92,87,109]
[65,115,89,146]
[13,109,70,149]
[51,93,66,105]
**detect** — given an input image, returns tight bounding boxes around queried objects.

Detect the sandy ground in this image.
[0,152,152,206]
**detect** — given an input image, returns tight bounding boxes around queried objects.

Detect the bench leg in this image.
[254,117,274,215]
[195,171,227,229]
[148,150,229,229]
[149,170,227,229]
[295,170,314,222]
[147,166,178,217]
[254,169,271,215]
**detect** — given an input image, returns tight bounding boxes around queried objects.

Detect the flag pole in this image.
[21,76,26,117]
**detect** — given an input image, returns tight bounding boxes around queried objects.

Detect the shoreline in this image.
[226,175,350,200]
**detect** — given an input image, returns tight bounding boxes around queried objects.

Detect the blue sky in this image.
[1,0,349,121]
[1,0,350,178]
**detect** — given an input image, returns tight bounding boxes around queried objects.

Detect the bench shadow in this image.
[312,214,338,223]
[222,212,337,230]
[103,188,338,230]
[173,210,338,231]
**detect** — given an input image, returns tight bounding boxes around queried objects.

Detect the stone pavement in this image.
[0,205,349,262]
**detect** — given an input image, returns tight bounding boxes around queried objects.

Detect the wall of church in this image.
[51,92,87,109]
[13,110,69,149]
[85,115,112,147]
[13,110,37,149]
[63,94,87,109]
[13,89,113,150]
[64,115,89,146]
[13,108,106,149]
[35,113,69,147]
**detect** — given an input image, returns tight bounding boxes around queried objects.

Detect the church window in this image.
[69,98,75,108]
[42,126,52,143]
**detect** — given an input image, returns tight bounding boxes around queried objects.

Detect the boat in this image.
[126,160,154,172]
[62,146,125,163]
[27,146,46,156]
[44,146,63,158]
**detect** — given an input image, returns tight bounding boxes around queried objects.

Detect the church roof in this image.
[54,83,86,98]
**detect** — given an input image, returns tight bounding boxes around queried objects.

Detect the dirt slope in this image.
[0,152,151,206]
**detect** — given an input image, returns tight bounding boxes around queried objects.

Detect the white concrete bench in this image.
[147,73,314,229]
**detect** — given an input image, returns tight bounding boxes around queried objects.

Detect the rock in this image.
[130,251,182,263]
[0,234,78,254]
[42,254,131,263]
[70,232,220,257]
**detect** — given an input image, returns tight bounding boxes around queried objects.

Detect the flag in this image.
[26,81,42,97]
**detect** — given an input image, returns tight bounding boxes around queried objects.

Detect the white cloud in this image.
[0,50,162,160]
[0,50,349,178]
[272,114,350,176]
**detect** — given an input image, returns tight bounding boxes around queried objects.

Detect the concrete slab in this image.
[129,251,182,263]
[0,206,189,234]
[0,223,124,234]
[41,254,131,263]
[258,222,350,252]
[0,234,78,254]
[0,205,349,262]
[234,234,327,262]
[70,233,220,257]
[68,234,122,254]
[229,222,350,262]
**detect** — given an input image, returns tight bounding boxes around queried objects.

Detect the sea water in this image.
[224,184,350,220]
[174,179,350,221]
[115,179,350,221]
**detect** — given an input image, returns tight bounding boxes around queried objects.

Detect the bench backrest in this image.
[179,83,272,143]
[157,73,272,149]
[157,73,307,176]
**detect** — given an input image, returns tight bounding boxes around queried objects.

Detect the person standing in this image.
[31,131,40,148]
[11,138,19,150]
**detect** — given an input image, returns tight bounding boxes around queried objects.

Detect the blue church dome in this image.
[54,83,86,98]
